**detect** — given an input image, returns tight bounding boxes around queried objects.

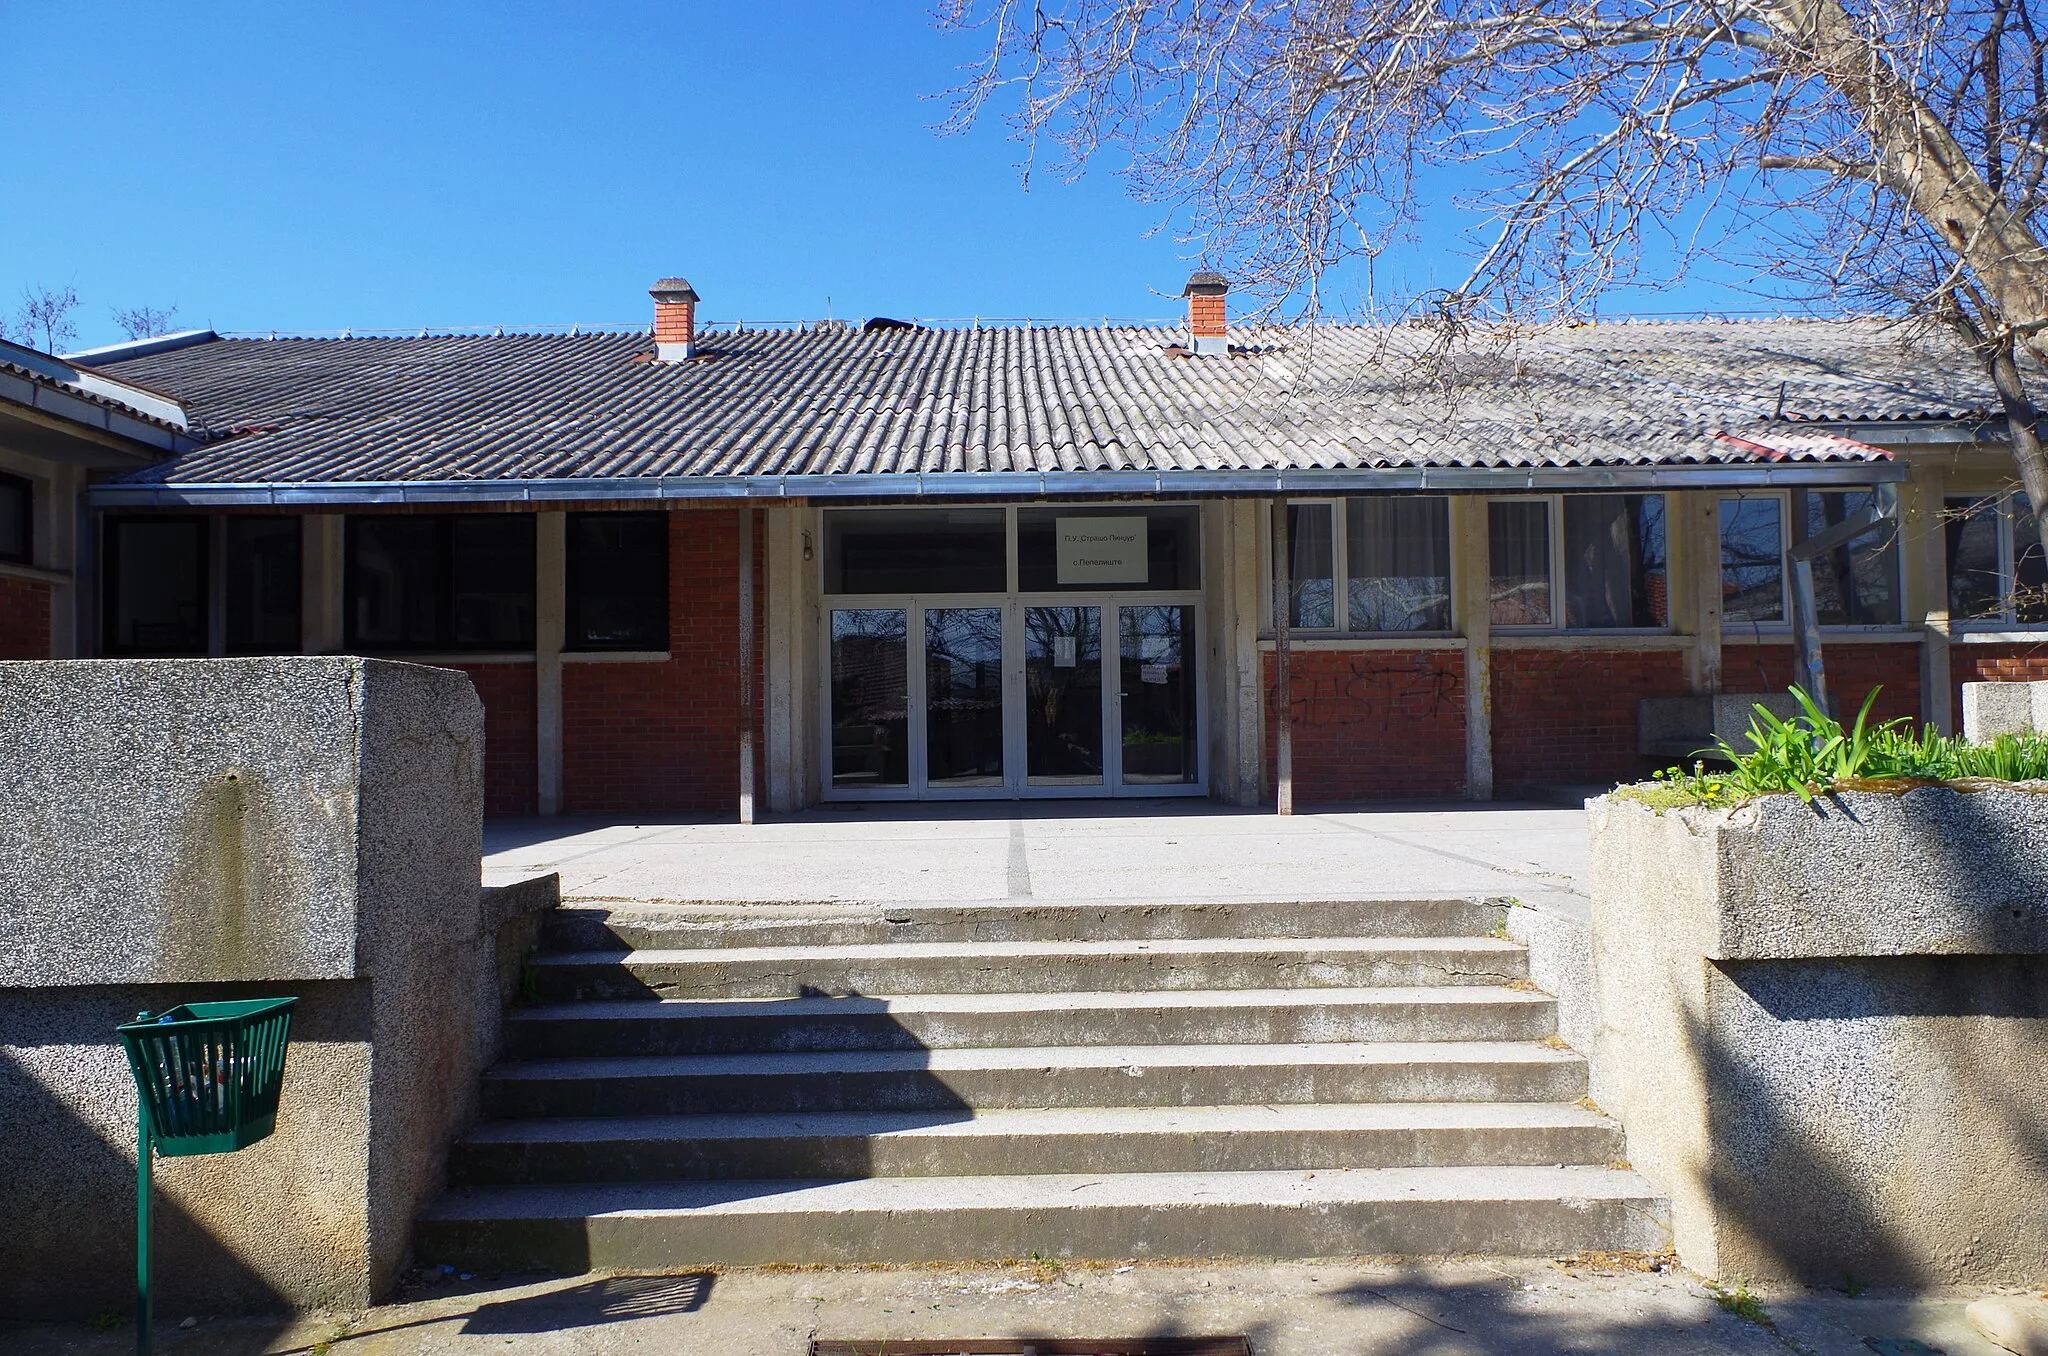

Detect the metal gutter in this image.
[87,462,1910,509]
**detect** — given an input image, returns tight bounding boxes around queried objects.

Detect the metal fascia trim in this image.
[88,460,1909,508]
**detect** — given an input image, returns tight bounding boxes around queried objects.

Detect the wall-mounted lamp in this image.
[801,530,814,562]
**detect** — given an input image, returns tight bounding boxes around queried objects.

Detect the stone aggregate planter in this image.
[1588,785,2048,1286]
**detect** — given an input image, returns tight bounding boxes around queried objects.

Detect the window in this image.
[104,517,208,655]
[1485,495,1668,630]
[1720,497,1785,624]
[1563,495,1668,628]
[0,472,29,564]
[1799,489,1901,626]
[1018,506,1200,592]
[567,512,669,650]
[346,515,535,651]
[225,517,302,653]
[1275,497,1450,632]
[1488,500,1553,626]
[1719,490,1904,629]
[1947,492,2048,625]
[825,509,1006,594]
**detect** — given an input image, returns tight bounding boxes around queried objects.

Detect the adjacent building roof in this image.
[0,337,195,462]
[82,317,1986,502]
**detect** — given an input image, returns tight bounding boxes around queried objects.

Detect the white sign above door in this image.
[1055,517,1148,585]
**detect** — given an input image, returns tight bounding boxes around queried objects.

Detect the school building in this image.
[3,276,2042,816]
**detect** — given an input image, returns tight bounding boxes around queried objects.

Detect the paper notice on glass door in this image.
[1054,636,1077,668]
[1140,663,1168,684]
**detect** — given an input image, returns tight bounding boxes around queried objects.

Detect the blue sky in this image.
[4,2,1781,351]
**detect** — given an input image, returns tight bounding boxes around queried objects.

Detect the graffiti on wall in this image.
[1277,654,1463,732]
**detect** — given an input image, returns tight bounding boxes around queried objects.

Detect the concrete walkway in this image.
[5,1259,2023,1355]
[482,801,1591,905]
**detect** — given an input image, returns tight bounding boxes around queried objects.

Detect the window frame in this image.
[564,509,671,653]
[0,470,32,565]
[1486,493,1672,635]
[1272,495,1458,636]
[1947,490,2048,630]
[223,514,305,656]
[343,513,538,654]
[1717,489,1909,633]
[102,513,211,657]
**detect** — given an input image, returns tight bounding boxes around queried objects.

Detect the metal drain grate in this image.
[810,1341,1253,1356]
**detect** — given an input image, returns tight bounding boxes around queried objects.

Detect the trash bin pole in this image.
[136,1105,152,1356]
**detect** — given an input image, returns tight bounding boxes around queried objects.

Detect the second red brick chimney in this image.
[651,277,700,362]
[1182,271,1229,357]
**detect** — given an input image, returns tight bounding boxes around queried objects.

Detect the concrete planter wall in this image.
[1589,788,2048,1286]
[0,658,557,1317]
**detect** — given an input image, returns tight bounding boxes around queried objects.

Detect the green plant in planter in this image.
[1619,685,2048,808]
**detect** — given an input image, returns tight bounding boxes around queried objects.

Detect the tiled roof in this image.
[0,339,194,453]
[84,317,1985,489]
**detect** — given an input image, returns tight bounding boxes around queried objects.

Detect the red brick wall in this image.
[0,576,50,660]
[1490,647,1690,790]
[1950,641,2048,727]
[1262,649,1467,802]
[449,661,537,816]
[562,508,762,816]
[1719,641,1922,725]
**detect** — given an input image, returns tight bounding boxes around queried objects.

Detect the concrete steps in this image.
[448,1103,1626,1184]
[528,936,1529,1001]
[545,897,1506,950]
[479,1041,1588,1117]
[415,1166,1669,1272]
[503,986,1559,1056]
[418,895,1667,1272]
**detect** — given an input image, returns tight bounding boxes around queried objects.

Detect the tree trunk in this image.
[1768,0,2048,564]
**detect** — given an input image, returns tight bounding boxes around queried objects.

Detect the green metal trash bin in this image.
[116,997,297,1355]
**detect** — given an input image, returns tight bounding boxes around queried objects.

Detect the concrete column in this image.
[535,510,566,815]
[1683,492,1723,695]
[45,464,78,658]
[302,515,345,653]
[738,507,757,825]
[1450,496,1494,800]
[1900,467,1952,731]
[763,505,820,813]
[1228,507,1261,807]
[1201,500,1259,806]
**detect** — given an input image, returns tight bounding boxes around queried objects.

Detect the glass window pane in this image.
[1720,498,1785,624]
[831,608,909,788]
[1279,504,1335,628]
[1802,490,1900,625]
[1025,605,1103,784]
[1018,506,1200,592]
[225,517,302,654]
[1945,495,2003,621]
[105,517,207,655]
[451,516,535,648]
[567,511,669,651]
[1119,603,1198,784]
[925,607,1004,786]
[0,473,29,563]
[1563,495,1667,629]
[1346,497,1450,632]
[2017,494,2048,624]
[348,517,446,648]
[1489,500,1552,626]
[826,509,1006,594]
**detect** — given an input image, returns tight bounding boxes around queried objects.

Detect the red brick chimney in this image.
[651,277,700,362]
[1182,271,1229,357]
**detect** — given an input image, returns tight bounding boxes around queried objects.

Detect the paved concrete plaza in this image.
[5,1259,2025,1355]
[482,800,1593,905]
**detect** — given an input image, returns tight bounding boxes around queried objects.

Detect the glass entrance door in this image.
[1024,605,1104,787]
[826,597,1201,799]
[1114,604,1199,789]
